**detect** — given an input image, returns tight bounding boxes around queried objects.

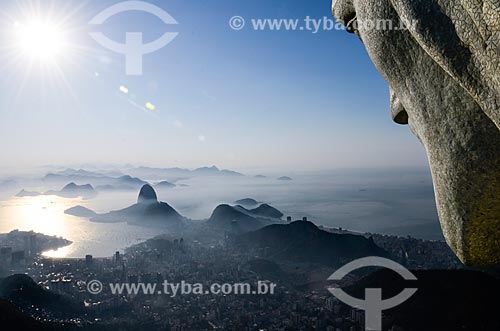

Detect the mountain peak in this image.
[238,221,387,267]
[251,204,284,219]
[61,183,94,191]
[234,198,259,208]
[137,184,157,204]
[208,204,264,233]
[195,166,220,172]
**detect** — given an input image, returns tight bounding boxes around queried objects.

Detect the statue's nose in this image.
[390,89,409,125]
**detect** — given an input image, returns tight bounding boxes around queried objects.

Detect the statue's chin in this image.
[429,155,500,266]
[407,102,500,266]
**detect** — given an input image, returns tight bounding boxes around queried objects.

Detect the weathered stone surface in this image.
[332,0,500,265]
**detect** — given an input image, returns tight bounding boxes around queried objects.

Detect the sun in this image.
[2,3,87,103]
[14,19,68,61]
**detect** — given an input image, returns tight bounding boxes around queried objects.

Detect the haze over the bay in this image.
[0,0,429,173]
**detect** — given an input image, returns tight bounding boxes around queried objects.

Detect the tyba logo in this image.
[89,1,178,75]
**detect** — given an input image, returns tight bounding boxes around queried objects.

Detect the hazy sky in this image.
[0,0,429,172]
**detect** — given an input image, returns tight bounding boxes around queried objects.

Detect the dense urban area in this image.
[0,222,468,331]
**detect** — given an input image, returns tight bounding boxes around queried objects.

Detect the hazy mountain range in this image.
[126,165,244,180]
[43,172,148,191]
[65,184,285,234]
[31,166,248,193]
[16,183,96,199]
[40,166,292,185]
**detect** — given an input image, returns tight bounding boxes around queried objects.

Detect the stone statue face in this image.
[332,0,500,266]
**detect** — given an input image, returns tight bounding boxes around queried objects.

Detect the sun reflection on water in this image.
[43,245,73,258]
[0,195,78,257]
[0,193,160,258]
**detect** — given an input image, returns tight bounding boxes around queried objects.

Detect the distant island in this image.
[15,190,40,197]
[16,182,96,199]
[277,176,293,181]
[64,206,97,218]
[155,181,176,189]
[46,183,96,198]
